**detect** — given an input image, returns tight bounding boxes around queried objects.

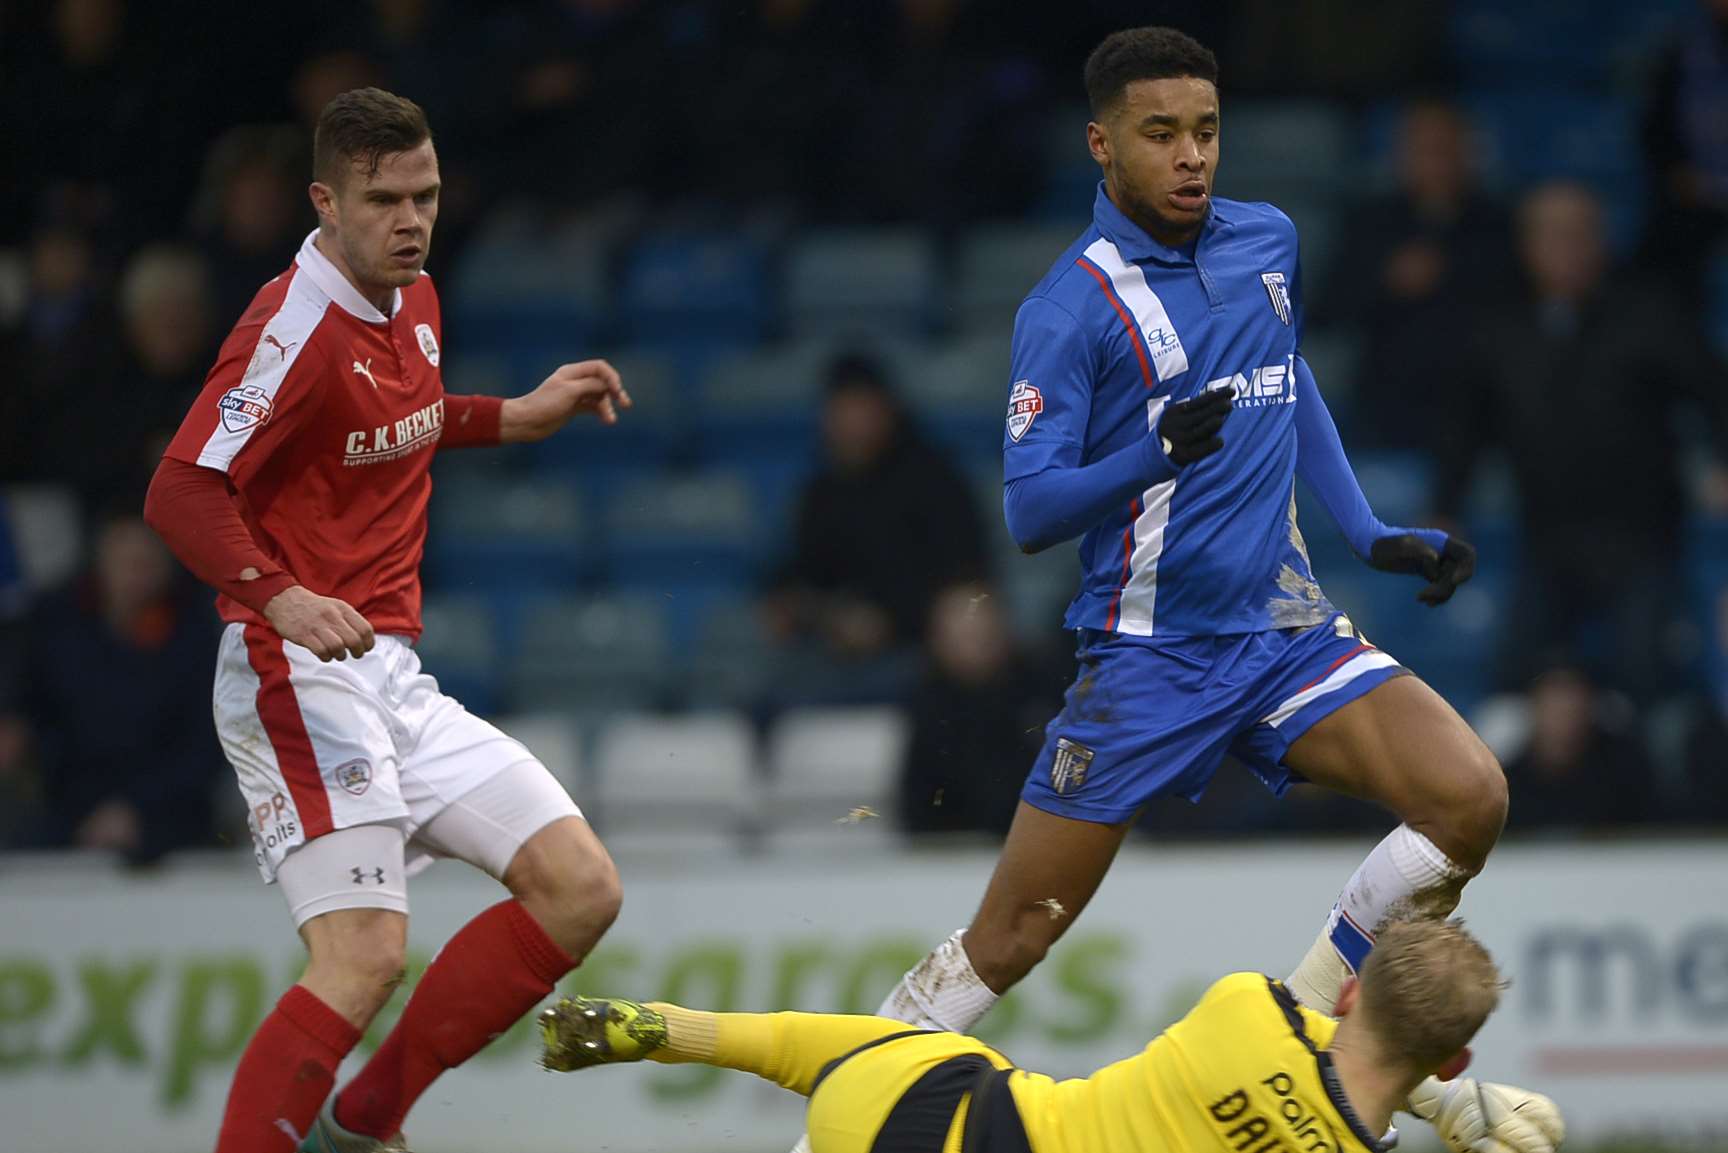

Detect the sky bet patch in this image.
[218,384,273,434]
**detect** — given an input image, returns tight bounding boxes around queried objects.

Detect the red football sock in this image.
[335,900,574,1138]
[215,985,361,1153]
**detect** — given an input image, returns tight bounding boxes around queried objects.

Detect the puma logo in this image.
[263,334,297,360]
[352,358,379,389]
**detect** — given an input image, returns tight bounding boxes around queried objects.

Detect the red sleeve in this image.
[440,393,504,448]
[143,458,298,614]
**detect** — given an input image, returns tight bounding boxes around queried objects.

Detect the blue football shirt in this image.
[1005,183,1333,638]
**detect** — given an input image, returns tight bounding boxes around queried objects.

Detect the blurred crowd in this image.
[3,0,1727,860]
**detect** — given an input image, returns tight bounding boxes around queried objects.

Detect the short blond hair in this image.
[1357,919,1504,1070]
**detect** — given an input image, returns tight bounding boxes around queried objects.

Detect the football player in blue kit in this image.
[793,26,1563,1153]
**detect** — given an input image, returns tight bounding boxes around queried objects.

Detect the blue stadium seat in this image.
[596,469,760,588]
[1211,102,1352,206]
[426,476,588,594]
[687,595,779,709]
[902,330,1009,453]
[618,230,772,352]
[1711,249,1728,359]
[415,594,502,715]
[1452,0,1691,86]
[784,229,938,338]
[508,593,672,713]
[952,227,1078,330]
[531,350,684,477]
[1035,104,1100,225]
[447,216,614,378]
[1466,92,1642,250]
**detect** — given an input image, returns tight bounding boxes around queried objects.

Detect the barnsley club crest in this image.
[415,322,440,367]
[334,758,372,796]
[1261,271,1292,326]
[1006,380,1043,442]
[218,384,274,434]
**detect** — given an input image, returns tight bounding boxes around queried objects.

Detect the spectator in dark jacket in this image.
[1504,664,1657,831]
[900,583,1060,836]
[1439,181,1728,699]
[1321,99,1516,450]
[767,352,988,658]
[1640,0,1728,313]
[6,510,223,861]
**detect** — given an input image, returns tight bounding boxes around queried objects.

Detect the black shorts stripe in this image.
[871,1053,993,1153]
[960,1067,1034,1153]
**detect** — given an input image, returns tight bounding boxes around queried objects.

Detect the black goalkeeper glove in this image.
[1368,533,1477,607]
[1156,387,1233,466]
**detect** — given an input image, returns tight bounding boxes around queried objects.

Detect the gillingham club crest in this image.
[1050,737,1095,795]
[1261,271,1292,326]
[1006,380,1043,442]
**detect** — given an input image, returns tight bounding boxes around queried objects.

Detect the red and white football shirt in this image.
[165,231,482,638]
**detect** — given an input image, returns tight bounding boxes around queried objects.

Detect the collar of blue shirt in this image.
[1091,181,1233,266]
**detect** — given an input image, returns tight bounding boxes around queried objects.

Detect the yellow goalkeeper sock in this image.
[644,1005,918,1097]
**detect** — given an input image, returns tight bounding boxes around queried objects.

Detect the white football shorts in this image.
[213,622,581,887]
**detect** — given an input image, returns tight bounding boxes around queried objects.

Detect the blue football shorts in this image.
[1023,613,1408,823]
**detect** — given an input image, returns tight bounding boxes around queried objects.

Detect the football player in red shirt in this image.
[145,88,630,1153]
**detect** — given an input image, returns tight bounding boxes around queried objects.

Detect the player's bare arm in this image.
[499,358,632,442]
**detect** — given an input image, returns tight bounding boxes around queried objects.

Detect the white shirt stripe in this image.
[194,268,329,472]
[1260,650,1400,729]
[1115,395,1175,636]
[1081,237,1189,384]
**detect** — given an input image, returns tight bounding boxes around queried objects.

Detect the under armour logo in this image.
[352,358,379,389]
[351,866,387,885]
[263,334,298,360]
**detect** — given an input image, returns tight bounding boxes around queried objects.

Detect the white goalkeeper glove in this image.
[1408,1077,1565,1153]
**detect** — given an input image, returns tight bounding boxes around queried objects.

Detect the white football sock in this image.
[875,928,999,1033]
[1286,824,1472,1014]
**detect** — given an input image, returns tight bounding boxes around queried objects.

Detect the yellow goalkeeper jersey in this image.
[1004,973,1385,1153]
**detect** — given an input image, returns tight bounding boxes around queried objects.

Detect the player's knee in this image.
[508,826,622,952]
[1434,742,1507,868]
[965,916,1056,994]
[305,922,407,1014]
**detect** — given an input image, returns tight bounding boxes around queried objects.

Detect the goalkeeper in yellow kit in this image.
[539,919,1561,1153]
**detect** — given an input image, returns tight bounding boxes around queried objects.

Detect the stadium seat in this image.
[1211,102,1352,206]
[591,711,760,854]
[1273,196,1343,301]
[596,468,759,587]
[765,706,910,829]
[447,212,614,376]
[784,229,938,338]
[1452,0,1691,86]
[1034,104,1101,225]
[1710,248,1728,359]
[687,595,779,710]
[426,476,588,593]
[1466,92,1642,250]
[618,230,771,351]
[2,485,82,593]
[486,712,584,795]
[952,226,1078,330]
[508,593,672,715]
[696,336,919,470]
[415,594,502,715]
[532,350,684,476]
[903,329,1010,452]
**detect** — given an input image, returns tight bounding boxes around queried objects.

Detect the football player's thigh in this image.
[402,704,583,878]
[1283,674,1504,858]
